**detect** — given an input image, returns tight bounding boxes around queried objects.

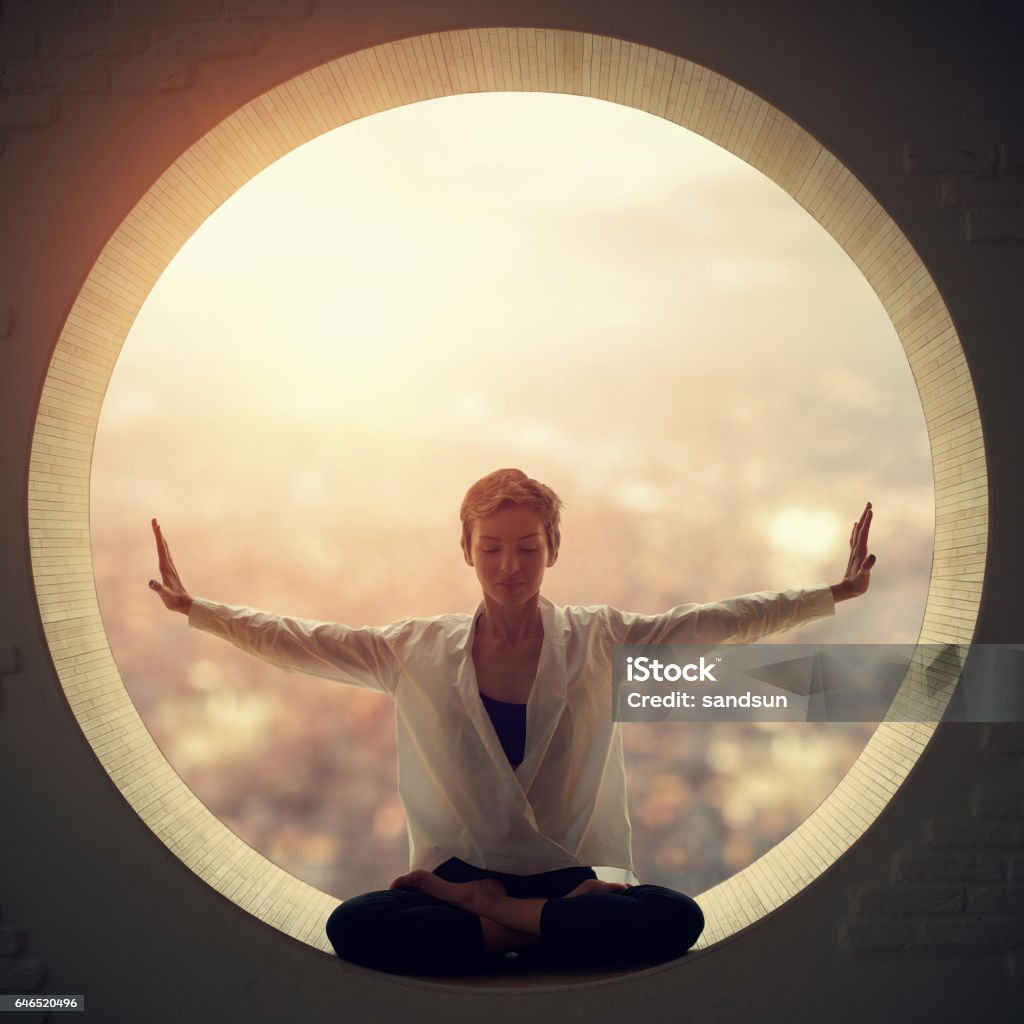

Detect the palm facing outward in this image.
[148,518,193,614]
[147,503,876,614]
[832,502,876,602]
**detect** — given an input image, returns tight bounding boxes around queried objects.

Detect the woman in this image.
[149,468,876,975]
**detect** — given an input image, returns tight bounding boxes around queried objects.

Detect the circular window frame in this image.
[28,27,986,975]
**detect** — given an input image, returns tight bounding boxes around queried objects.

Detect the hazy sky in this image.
[95,91,933,641]
[88,90,937,895]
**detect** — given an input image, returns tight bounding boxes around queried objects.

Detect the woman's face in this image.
[467,504,556,609]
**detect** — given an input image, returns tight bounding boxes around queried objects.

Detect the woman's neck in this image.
[476,593,544,646]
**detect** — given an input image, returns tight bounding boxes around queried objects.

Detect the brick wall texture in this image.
[844,724,1024,986]
[1,7,1019,243]
[906,140,1024,242]
[0,646,44,1019]
[0,0,315,138]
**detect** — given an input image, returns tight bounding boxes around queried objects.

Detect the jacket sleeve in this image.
[188,598,400,695]
[606,584,835,647]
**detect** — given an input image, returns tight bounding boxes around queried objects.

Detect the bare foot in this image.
[563,878,633,899]
[389,868,507,915]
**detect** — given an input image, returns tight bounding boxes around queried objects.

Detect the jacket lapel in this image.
[516,597,568,793]
[452,597,569,815]
[453,604,537,821]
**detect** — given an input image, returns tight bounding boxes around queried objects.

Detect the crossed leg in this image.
[388,870,543,952]
[387,870,642,949]
[325,884,493,975]
[326,870,704,974]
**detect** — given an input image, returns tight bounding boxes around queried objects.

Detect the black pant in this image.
[326,858,705,975]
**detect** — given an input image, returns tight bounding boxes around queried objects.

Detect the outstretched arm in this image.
[147,518,398,694]
[610,502,878,647]
[830,502,876,603]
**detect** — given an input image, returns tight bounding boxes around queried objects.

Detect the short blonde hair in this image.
[460,468,565,560]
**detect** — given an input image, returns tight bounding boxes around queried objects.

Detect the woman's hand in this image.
[831,502,876,603]
[148,518,193,615]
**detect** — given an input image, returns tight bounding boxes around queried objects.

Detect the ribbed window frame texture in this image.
[27,27,985,960]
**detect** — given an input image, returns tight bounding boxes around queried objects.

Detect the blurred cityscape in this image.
[90,91,934,901]
[92,413,923,898]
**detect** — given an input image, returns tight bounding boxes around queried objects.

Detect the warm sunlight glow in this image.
[92,92,934,899]
[767,506,844,563]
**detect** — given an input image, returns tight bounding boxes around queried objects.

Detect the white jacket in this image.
[188,585,834,877]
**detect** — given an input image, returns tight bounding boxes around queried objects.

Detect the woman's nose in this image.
[500,551,519,573]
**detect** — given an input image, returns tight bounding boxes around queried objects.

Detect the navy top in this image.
[479,693,527,768]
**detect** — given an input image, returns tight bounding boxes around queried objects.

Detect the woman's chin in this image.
[487,584,537,605]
